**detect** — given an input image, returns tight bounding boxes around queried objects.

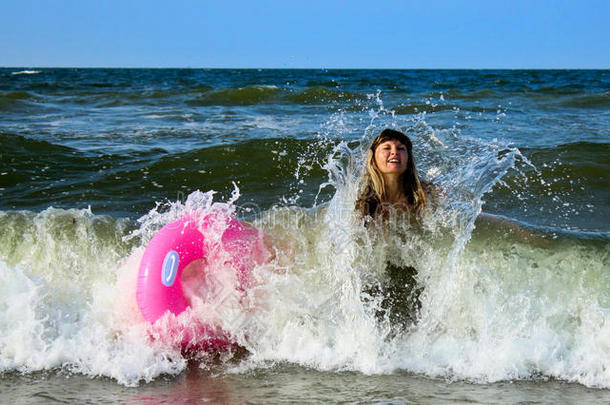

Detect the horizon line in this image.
[3,66,609,70]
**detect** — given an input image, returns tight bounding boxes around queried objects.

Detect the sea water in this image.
[0,68,608,403]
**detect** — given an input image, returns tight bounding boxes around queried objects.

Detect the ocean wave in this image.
[0,132,74,155]
[184,85,366,107]
[482,141,610,232]
[186,85,281,106]
[288,86,365,104]
[0,90,38,100]
[0,91,41,111]
[0,133,332,217]
[11,70,42,75]
[0,132,168,216]
[558,92,610,108]
[3,182,608,387]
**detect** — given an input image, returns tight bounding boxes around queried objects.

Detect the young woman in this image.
[356,128,431,220]
[354,128,435,328]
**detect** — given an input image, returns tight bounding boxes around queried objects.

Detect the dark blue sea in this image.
[1,68,609,403]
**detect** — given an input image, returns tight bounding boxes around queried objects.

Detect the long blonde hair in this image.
[356,128,428,218]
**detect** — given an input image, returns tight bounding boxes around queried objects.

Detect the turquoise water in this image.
[0,68,608,402]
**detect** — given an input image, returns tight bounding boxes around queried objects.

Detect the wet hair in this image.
[356,128,428,218]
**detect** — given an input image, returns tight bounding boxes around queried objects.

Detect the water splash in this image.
[0,107,608,388]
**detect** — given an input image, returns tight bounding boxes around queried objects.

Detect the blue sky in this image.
[1,0,608,68]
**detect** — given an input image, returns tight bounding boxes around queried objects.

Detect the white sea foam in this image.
[11,70,41,75]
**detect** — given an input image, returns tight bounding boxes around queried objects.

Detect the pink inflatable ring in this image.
[136,213,262,328]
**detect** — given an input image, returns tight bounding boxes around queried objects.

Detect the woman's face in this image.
[374,139,408,175]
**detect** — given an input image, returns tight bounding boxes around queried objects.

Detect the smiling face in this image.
[373,139,408,176]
